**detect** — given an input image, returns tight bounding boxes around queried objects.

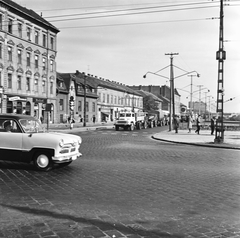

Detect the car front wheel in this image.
[34,152,53,171]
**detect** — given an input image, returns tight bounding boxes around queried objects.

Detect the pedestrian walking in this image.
[173,115,180,133]
[69,117,75,129]
[187,115,193,133]
[210,116,216,135]
[195,114,201,134]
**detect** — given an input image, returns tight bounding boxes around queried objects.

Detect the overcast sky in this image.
[18,0,240,113]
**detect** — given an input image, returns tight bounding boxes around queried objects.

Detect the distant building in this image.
[55,71,144,124]
[128,85,181,115]
[0,0,60,123]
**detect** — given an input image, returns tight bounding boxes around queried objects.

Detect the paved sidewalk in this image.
[152,129,240,150]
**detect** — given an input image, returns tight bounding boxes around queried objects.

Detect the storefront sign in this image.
[8,96,26,101]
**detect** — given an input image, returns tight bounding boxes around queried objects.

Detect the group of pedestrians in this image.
[186,114,216,135]
[171,114,216,135]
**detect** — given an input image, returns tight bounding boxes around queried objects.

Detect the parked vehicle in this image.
[0,114,82,171]
[115,111,148,131]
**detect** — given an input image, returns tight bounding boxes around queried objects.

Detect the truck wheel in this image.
[115,126,119,131]
[33,151,53,171]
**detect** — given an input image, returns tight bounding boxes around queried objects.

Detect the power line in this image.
[45,1,220,19]
[49,4,221,23]
[58,17,214,30]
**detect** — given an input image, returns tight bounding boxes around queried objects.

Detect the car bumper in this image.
[52,152,82,163]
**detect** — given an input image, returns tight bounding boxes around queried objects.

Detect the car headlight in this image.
[59,139,64,147]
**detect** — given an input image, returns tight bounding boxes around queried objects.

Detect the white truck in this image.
[115,112,148,131]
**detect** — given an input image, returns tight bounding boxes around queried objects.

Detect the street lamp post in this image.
[83,75,87,127]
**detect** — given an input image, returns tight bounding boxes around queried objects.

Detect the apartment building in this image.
[0,0,59,123]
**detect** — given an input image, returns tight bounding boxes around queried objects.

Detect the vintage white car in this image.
[0,114,82,171]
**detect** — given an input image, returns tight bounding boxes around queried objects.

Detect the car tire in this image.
[33,151,53,171]
[115,126,119,131]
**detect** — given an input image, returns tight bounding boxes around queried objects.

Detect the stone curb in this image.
[151,135,240,150]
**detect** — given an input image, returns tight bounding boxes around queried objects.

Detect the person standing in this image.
[210,116,216,135]
[195,114,201,134]
[173,115,180,133]
[187,115,193,133]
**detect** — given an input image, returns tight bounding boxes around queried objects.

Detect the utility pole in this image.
[215,0,225,143]
[165,52,178,131]
[83,75,87,127]
[197,85,203,115]
[188,74,199,115]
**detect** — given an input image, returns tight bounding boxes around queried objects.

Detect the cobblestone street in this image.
[0,128,240,238]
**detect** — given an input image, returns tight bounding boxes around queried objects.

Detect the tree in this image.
[143,95,159,112]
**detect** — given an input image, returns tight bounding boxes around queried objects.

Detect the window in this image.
[26,52,31,67]
[86,102,89,112]
[18,23,22,38]
[107,94,109,103]
[50,60,54,71]
[35,31,39,44]
[35,55,39,69]
[18,49,22,64]
[42,80,46,93]
[111,95,113,104]
[26,77,30,91]
[8,19,13,34]
[0,43,2,59]
[114,96,117,104]
[17,75,21,90]
[42,34,46,47]
[8,46,12,61]
[26,27,31,41]
[59,99,64,111]
[50,36,54,50]
[78,101,82,111]
[92,102,95,112]
[98,93,101,102]
[34,79,38,92]
[50,81,53,94]
[103,94,105,103]
[42,57,46,70]
[8,74,12,89]
[0,15,2,30]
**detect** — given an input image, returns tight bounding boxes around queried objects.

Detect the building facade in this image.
[0,0,59,123]
[56,71,144,124]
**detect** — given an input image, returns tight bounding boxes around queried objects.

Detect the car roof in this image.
[0,113,36,120]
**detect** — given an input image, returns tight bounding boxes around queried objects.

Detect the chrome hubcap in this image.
[36,155,49,168]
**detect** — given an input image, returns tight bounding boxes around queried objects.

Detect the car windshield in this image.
[19,119,45,133]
